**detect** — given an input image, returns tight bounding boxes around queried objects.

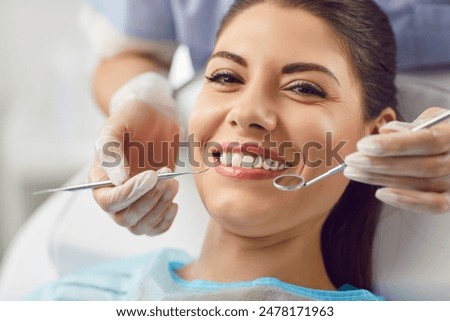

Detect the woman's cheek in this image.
[189,92,224,136]
[328,111,366,158]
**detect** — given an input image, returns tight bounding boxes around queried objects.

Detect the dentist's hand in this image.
[344,107,450,214]
[91,101,180,235]
[90,164,179,236]
[94,101,180,185]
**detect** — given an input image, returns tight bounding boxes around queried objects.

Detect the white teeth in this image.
[253,156,263,169]
[270,160,279,170]
[241,155,254,168]
[219,151,287,170]
[262,158,272,170]
[232,153,243,167]
[220,152,231,166]
[220,153,227,165]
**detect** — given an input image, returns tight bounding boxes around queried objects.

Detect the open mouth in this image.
[211,144,294,171]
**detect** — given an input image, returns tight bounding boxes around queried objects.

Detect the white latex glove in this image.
[90,163,179,236]
[344,107,450,214]
[90,72,181,235]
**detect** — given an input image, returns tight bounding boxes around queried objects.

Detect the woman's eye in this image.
[284,81,327,98]
[205,71,244,85]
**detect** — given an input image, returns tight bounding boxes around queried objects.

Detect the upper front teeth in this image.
[220,152,286,170]
[242,155,254,168]
[231,153,242,167]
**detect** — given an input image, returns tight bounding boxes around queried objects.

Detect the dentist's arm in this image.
[89,52,181,235]
[92,52,170,115]
[345,107,450,214]
[81,0,182,235]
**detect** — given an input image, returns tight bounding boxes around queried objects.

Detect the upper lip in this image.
[211,141,294,165]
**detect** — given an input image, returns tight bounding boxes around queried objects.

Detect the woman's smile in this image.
[208,141,300,180]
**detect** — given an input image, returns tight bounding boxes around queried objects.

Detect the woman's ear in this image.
[367,107,397,135]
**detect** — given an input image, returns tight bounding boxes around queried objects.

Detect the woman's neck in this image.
[177,219,336,291]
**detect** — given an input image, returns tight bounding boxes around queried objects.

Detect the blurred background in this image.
[0,0,104,260]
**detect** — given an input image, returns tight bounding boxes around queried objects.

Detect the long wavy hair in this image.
[217,0,398,290]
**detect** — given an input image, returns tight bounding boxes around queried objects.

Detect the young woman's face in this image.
[189,4,372,237]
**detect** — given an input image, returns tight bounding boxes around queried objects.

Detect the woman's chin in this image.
[202,195,283,231]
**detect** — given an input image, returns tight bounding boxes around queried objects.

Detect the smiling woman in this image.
[188,0,397,292]
[28,0,398,300]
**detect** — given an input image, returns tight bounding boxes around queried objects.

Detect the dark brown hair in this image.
[217,0,398,290]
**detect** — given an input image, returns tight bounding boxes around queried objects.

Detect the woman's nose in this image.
[225,88,277,134]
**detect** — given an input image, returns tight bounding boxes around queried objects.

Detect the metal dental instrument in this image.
[273,109,450,191]
[32,169,209,195]
[410,109,450,132]
[273,163,347,191]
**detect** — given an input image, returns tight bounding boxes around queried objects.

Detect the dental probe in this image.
[273,109,450,191]
[32,169,209,195]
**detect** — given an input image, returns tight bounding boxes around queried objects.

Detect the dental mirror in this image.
[273,163,347,191]
[273,109,450,191]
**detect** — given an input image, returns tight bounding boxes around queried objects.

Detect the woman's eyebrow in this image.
[208,52,340,86]
[282,62,340,86]
[208,51,247,67]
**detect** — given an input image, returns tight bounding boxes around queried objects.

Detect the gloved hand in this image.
[344,107,450,214]
[90,71,181,235]
[90,163,179,236]
[93,100,180,184]
[90,102,180,235]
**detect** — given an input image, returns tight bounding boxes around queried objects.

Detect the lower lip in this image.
[214,162,286,180]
